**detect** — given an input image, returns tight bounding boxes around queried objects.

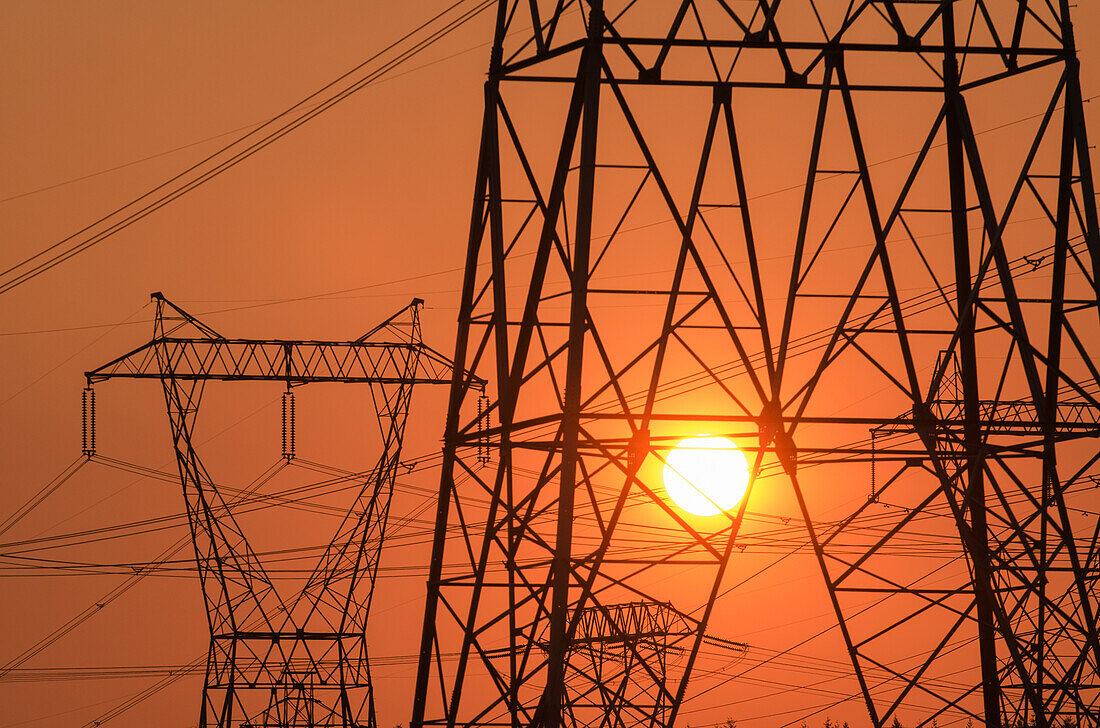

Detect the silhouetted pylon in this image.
[88,294,477,728]
[412,2,1100,727]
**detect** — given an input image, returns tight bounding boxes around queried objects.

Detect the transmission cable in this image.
[0,0,495,297]
[0,459,287,679]
[0,457,88,540]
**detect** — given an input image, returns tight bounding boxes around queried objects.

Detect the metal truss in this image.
[542,601,746,728]
[412,2,1100,728]
[87,294,474,728]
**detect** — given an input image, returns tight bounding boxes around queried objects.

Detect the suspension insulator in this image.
[82,387,96,458]
[869,429,877,503]
[282,391,296,461]
[477,393,490,466]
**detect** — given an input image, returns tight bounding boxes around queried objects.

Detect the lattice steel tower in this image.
[87,294,472,728]
[412,2,1100,727]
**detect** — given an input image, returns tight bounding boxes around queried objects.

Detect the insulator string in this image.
[869,429,876,503]
[81,388,96,458]
[282,391,296,461]
[477,392,489,466]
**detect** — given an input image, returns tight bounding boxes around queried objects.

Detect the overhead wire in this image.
[0,0,496,297]
[0,457,88,540]
[0,452,461,558]
[0,459,288,680]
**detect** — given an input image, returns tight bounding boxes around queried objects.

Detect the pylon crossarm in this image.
[86,293,480,389]
[85,338,457,386]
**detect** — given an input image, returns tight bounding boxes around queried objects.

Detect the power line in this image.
[0,460,287,680]
[0,457,87,539]
[0,0,495,297]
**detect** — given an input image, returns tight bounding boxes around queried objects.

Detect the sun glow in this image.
[662,436,750,516]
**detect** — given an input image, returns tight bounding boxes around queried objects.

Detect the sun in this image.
[662,436,751,516]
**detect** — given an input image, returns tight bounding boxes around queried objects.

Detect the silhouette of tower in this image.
[550,600,746,728]
[87,294,473,728]
[413,2,1100,727]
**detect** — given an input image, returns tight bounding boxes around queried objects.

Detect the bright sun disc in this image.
[662,436,750,516]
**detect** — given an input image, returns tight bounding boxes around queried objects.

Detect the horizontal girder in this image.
[86,338,471,386]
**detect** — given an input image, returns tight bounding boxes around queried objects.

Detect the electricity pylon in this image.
[547,601,746,728]
[86,293,477,728]
[412,2,1100,728]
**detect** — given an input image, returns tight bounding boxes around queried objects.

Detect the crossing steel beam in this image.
[412,2,1100,727]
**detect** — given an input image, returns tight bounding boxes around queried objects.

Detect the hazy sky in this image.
[2,3,1099,728]
[2,5,495,727]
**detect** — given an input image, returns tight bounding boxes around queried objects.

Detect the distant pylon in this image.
[87,294,479,728]
[412,2,1100,728]
[547,600,746,728]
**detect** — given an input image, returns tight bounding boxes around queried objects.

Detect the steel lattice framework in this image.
[412,2,1100,727]
[87,294,471,728]
[542,600,746,728]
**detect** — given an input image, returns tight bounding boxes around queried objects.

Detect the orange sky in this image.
[2,4,1099,728]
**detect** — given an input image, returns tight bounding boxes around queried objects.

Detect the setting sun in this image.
[662,436,751,516]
